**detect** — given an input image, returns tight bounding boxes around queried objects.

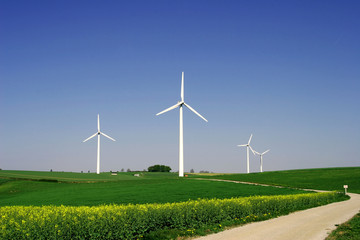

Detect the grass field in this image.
[0,167,356,239]
[326,212,360,240]
[0,170,174,182]
[191,167,360,193]
[0,170,307,206]
[1,167,358,206]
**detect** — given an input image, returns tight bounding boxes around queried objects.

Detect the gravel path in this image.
[193,180,360,240]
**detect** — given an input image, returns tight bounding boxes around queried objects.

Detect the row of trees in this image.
[147,166,210,173]
[47,166,210,173]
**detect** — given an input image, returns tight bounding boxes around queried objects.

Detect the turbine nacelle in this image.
[254,149,270,156]
[156,74,208,122]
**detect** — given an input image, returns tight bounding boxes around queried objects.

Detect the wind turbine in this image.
[253,149,270,173]
[156,72,208,177]
[237,134,255,174]
[83,114,115,174]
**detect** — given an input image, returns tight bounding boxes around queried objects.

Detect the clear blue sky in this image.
[1,0,359,173]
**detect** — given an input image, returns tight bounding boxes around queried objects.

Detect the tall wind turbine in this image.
[156,72,208,177]
[253,149,270,173]
[237,134,255,174]
[83,114,115,174]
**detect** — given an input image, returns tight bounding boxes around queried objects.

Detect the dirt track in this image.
[194,191,360,240]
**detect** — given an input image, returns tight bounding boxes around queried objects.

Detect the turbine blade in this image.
[262,149,270,155]
[83,132,98,142]
[97,114,100,132]
[248,134,253,145]
[237,144,247,147]
[254,150,260,155]
[249,145,256,155]
[156,102,181,116]
[101,132,116,141]
[183,102,208,122]
[181,72,184,102]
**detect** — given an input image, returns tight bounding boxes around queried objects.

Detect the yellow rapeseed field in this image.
[0,192,345,239]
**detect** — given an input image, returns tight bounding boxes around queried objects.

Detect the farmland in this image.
[0,168,356,239]
[192,167,360,193]
[0,170,307,206]
[0,192,346,240]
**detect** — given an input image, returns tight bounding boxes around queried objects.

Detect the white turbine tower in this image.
[237,134,255,174]
[156,72,208,177]
[83,114,115,174]
[253,149,270,173]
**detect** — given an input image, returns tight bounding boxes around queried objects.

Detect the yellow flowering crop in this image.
[0,192,345,239]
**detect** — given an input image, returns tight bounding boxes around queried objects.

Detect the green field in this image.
[0,170,172,182]
[0,170,307,206]
[192,167,360,193]
[326,212,360,240]
[0,167,359,206]
[0,168,356,239]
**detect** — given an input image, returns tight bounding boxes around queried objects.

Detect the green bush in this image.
[147,165,171,172]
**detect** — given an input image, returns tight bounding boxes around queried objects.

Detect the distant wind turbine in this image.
[156,72,208,177]
[253,149,270,173]
[83,114,115,174]
[237,134,255,174]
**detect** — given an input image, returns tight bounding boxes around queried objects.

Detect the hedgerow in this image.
[0,192,347,239]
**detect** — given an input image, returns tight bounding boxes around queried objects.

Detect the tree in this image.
[190,169,194,173]
[148,165,171,172]
[121,168,124,172]
[127,168,131,172]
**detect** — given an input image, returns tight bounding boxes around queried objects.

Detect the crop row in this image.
[0,192,346,239]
